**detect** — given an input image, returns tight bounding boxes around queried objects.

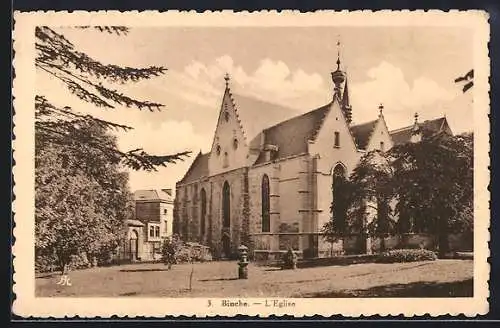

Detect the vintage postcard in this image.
[12,10,490,317]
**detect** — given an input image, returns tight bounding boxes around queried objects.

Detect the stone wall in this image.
[174,167,249,258]
[136,202,161,222]
[248,155,309,254]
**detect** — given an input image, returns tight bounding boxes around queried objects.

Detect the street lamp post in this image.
[237,245,249,279]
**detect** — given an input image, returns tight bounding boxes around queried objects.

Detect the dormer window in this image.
[334,132,340,148]
[380,141,385,152]
[224,111,230,122]
[216,145,221,156]
[233,138,239,150]
[263,144,279,162]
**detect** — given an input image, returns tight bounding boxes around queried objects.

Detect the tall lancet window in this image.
[261,174,271,232]
[334,132,340,148]
[200,188,207,237]
[332,164,348,234]
[222,181,231,228]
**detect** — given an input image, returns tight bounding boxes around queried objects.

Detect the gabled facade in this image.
[121,189,174,262]
[174,58,453,260]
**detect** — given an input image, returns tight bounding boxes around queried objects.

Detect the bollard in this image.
[237,245,249,279]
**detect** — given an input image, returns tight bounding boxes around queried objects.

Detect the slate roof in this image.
[389,127,415,146]
[254,104,381,163]
[389,117,449,146]
[125,219,145,227]
[134,189,173,202]
[177,89,451,184]
[350,120,378,150]
[421,117,448,133]
[177,152,209,185]
[230,93,301,143]
[254,103,331,164]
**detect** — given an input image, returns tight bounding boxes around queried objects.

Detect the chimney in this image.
[161,188,172,196]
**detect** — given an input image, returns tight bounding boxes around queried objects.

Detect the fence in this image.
[251,231,473,262]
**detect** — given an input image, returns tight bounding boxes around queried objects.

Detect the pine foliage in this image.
[35,26,190,171]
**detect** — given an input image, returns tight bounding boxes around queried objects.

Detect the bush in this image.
[184,242,212,262]
[161,235,213,267]
[35,250,91,273]
[161,234,183,267]
[35,252,59,273]
[378,248,437,263]
[280,248,298,270]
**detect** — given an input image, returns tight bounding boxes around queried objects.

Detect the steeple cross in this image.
[336,40,341,70]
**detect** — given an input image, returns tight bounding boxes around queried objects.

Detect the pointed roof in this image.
[350,119,378,150]
[177,152,209,185]
[125,219,145,227]
[342,77,350,108]
[230,93,301,143]
[389,117,451,145]
[134,189,173,202]
[254,103,331,164]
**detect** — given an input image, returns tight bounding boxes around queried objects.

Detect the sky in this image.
[36,26,474,193]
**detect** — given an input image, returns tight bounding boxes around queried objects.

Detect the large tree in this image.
[321,151,395,255]
[34,26,190,271]
[320,174,355,255]
[35,122,134,271]
[389,131,473,257]
[346,150,395,252]
[35,26,190,170]
[325,132,473,257]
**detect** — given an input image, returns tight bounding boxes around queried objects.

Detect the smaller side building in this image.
[121,189,174,262]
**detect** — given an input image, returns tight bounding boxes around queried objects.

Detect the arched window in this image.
[223,151,229,168]
[333,163,346,179]
[332,163,348,234]
[200,188,207,236]
[261,174,270,232]
[222,181,230,228]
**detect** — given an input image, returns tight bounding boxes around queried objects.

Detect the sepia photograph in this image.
[12,11,490,317]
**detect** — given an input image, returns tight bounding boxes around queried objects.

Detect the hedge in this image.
[377,248,437,263]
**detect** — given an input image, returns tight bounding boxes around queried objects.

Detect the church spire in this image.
[411,112,421,134]
[342,76,350,107]
[342,76,352,124]
[224,73,230,89]
[336,40,341,71]
[331,40,346,100]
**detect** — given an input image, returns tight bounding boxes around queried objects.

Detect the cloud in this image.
[36,56,465,193]
[180,56,329,110]
[350,61,457,128]
[115,120,209,194]
[115,120,209,155]
[36,70,211,193]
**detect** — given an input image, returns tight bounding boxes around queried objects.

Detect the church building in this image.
[173,53,452,260]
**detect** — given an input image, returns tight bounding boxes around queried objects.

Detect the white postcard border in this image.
[12,10,490,317]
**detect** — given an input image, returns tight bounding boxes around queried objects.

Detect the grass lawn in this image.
[35,259,473,298]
